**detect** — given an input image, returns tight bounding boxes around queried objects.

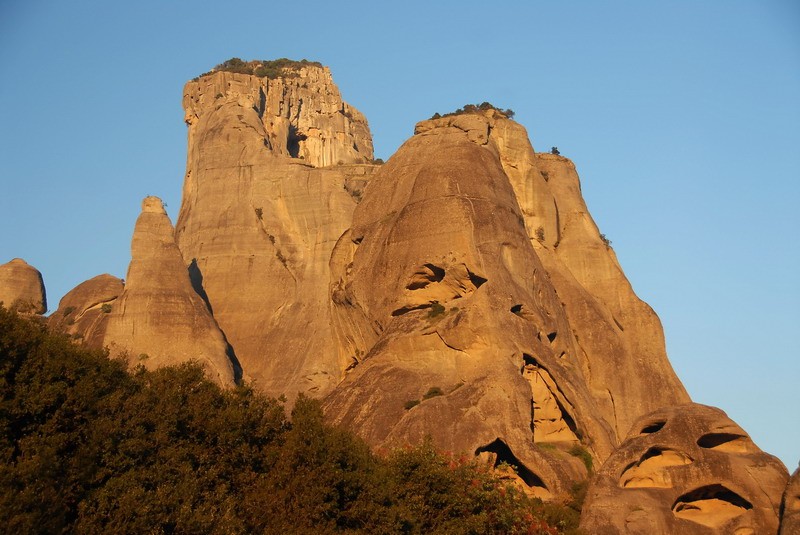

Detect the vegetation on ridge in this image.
[196,57,323,80]
[430,102,515,120]
[0,307,583,534]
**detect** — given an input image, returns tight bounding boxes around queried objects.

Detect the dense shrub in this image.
[0,307,581,533]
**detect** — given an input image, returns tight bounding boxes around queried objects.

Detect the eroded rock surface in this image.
[176,66,376,398]
[0,258,46,314]
[323,113,630,497]
[48,274,123,347]
[781,467,800,535]
[580,403,788,534]
[103,197,235,386]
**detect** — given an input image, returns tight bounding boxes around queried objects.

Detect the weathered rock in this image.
[0,258,46,314]
[580,403,788,534]
[324,114,623,497]
[103,197,235,386]
[781,467,800,535]
[48,274,123,347]
[183,66,373,168]
[414,112,690,444]
[176,67,376,399]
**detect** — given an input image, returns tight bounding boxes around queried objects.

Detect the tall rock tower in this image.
[175,60,376,398]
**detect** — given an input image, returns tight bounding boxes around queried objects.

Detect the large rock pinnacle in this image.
[103,196,235,386]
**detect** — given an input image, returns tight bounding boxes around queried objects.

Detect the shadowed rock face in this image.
[103,197,235,386]
[580,403,788,534]
[176,67,376,399]
[0,258,46,314]
[781,468,800,535]
[48,274,123,347]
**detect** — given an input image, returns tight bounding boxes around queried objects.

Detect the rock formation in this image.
[0,258,46,314]
[579,403,788,534]
[103,197,235,386]
[781,467,800,535]
[48,274,123,347]
[45,61,787,526]
[323,110,691,496]
[175,64,375,398]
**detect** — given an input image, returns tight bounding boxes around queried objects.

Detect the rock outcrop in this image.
[0,258,46,314]
[176,65,376,398]
[323,110,692,496]
[44,63,787,526]
[580,403,788,534]
[103,197,235,386]
[48,274,123,347]
[781,467,800,535]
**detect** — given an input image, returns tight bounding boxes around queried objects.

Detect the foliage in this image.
[0,307,581,534]
[198,57,323,80]
[535,226,546,242]
[422,386,443,400]
[431,102,515,120]
[100,303,112,313]
[427,301,446,319]
[568,444,593,472]
[599,233,612,247]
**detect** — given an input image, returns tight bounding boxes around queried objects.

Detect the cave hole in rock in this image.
[466,268,487,289]
[287,125,307,158]
[510,304,523,314]
[391,303,433,317]
[546,331,557,343]
[696,433,751,452]
[639,420,666,434]
[406,263,446,290]
[618,447,693,489]
[672,484,753,528]
[474,438,547,489]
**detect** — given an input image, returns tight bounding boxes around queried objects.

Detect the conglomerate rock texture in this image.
[0,258,46,314]
[580,403,788,534]
[50,63,788,525]
[103,197,235,386]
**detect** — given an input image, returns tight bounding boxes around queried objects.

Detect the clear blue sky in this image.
[1,1,798,467]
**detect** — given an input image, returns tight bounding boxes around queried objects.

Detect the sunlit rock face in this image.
[781,467,800,535]
[176,66,377,399]
[48,274,123,347]
[0,258,46,314]
[103,197,235,386]
[322,111,692,497]
[580,403,788,534]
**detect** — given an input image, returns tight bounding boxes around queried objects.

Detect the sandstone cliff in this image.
[103,197,235,386]
[175,64,376,398]
[45,63,787,525]
[0,258,47,314]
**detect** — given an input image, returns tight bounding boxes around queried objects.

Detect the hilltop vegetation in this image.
[197,57,323,80]
[0,307,582,534]
[430,102,515,120]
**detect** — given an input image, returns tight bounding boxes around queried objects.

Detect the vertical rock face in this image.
[0,258,47,314]
[176,67,376,398]
[48,274,123,347]
[103,197,235,386]
[579,403,788,534]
